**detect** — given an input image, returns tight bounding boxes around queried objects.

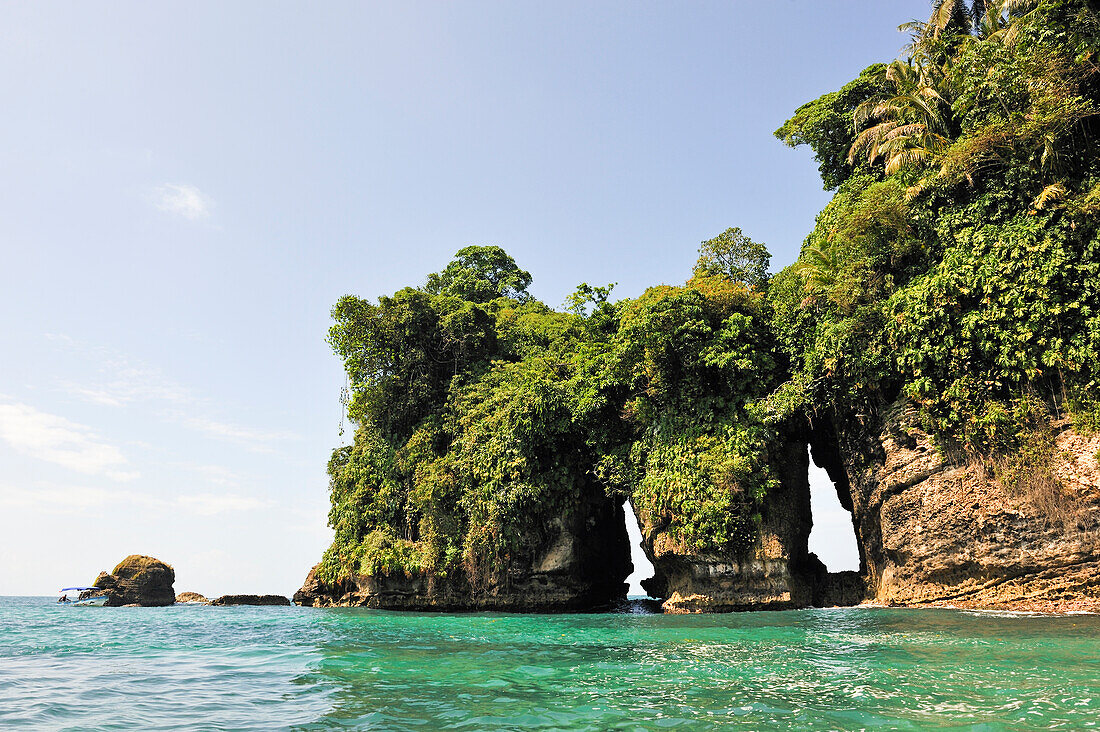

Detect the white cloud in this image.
[48,334,192,408]
[184,463,241,488]
[0,399,138,480]
[176,493,267,515]
[0,484,156,510]
[175,414,298,452]
[152,183,212,220]
[46,335,299,452]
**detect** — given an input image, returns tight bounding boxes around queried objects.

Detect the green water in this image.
[2,597,1098,730]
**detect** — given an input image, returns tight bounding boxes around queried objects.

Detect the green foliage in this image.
[319,236,789,585]
[772,0,1100,455]
[425,245,532,302]
[1068,387,1100,433]
[888,213,1100,449]
[693,228,771,289]
[327,288,497,440]
[600,274,784,553]
[775,64,889,190]
[627,425,776,553]
[357,529,425,576]
[565,282,616,316]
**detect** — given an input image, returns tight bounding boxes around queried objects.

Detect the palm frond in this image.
[882,123,929,142]
[929,0,963,36]
[885,147,934,175]
[853,99,884,130]
[1031,182,1068,211]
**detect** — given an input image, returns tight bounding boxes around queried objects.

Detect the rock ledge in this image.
[211,594,291,606]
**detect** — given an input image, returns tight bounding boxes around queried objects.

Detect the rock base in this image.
[295,489,631,612]
[825,401,1100,611]
[211,594,291,606]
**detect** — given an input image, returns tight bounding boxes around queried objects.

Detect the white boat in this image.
[58,586,108,607]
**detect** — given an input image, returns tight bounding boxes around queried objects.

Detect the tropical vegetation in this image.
[773,0,1100,455]
[317,0,1100,585]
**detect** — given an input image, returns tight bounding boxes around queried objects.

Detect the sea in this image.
[2,596,1098,730]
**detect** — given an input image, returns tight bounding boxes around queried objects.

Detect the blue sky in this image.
[0,1,930,596]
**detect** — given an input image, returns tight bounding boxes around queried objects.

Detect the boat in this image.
[58,587,108,607]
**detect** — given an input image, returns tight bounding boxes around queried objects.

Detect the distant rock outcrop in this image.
[175,592,210,604]
[94,555,176,607]
[210,594,291,606]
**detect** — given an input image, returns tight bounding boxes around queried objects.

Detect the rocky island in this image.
[85,559,296,608]
[89,555,175,607]
[296,0,1100,613]
[175,592,210,604]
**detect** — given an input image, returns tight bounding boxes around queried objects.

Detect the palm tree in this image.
[795,242,842,306]
[847,60,953,175]
[979,0,1040,44]
[919,0,1038,40]
[929,0,974,38]
[971,0,989,30]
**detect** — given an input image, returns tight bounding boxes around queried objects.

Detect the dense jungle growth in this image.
[318,234,784,584]
[773,0,1100,453]
[317,0,1100,588]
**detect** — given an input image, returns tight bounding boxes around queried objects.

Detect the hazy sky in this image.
[0,1,929,596]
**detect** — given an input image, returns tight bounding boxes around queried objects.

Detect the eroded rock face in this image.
[211,594,291,606]
[817,401,1100,612]
[95,555,176,607]
[638,437,824,613]
[295,488,631,611]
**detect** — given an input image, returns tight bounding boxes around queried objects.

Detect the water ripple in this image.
[2,598,1098,730]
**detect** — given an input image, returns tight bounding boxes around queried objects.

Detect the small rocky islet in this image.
[175,592,209,604]
[86,555,175,607]
[84,556,289,607]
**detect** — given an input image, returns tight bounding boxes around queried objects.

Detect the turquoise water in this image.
[2,597,1099,730]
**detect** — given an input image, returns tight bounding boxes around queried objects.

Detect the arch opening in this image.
[622,501,656,597]
[806,447,860,572]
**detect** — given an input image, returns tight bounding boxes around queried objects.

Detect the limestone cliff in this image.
[298,402,1099,614]
[295,487,631,611]
[814,401,1100,612]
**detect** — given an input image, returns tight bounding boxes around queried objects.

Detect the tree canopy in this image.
[425,245,532,302]
[692,227,771,289]
[318,238,786,586]
[772,0,1100,451]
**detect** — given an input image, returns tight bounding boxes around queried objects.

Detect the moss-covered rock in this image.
[295,489,631,611]
[175,592,209,604]
[95,555,175,607]
[637,435,827,612]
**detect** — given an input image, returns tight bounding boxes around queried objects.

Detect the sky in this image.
[0,1,930,597]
